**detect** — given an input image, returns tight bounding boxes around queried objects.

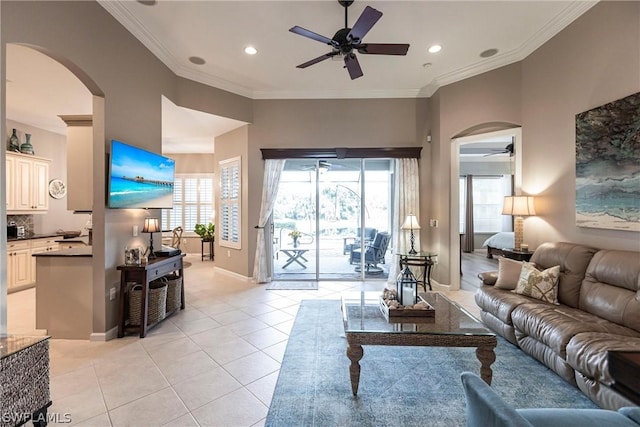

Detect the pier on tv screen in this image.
[108,140,175,209]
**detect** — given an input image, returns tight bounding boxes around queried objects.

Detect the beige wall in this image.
[521,1,640,251]
[170,153,215,174]
[214,126,251,277]
[428,63,522,284]
[427,1,640,286]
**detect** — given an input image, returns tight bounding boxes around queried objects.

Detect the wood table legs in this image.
[476,344,497,385]
[347,344,364,396]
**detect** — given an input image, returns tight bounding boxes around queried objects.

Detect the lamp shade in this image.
[142,218,160,233]
[401,214,421,230]
[502,196,536,216]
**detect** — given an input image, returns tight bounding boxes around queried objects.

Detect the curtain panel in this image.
[253,159,286,283]
[388,158,420,283]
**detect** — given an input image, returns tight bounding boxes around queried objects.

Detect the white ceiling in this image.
[5,1,596,153]
[99,0,595,99]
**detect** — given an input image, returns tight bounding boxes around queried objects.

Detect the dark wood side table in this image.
[501,248,533,262]
[201,238,214,261]
[608,351,640,405]
[117,254,185,338]
[397,252,437,291]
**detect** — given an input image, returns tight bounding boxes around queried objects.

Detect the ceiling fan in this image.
[289,0,410,80]
[484,143,514,157]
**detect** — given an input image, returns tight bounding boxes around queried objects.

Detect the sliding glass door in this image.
[272,158,393,281]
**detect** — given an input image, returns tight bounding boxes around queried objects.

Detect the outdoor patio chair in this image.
[343,227,377,255]
[350,231,391,273]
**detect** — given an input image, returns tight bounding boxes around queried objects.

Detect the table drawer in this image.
[147,259,181,281]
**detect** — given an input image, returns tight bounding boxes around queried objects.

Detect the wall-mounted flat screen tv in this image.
[108,140,175,209]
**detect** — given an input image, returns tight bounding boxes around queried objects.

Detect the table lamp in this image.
[502,196,536,251]
[401,214,421,255]
[142,218,160,259]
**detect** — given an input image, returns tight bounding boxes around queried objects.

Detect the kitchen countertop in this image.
[7,232,60,242]
[32,246,92,257]
[54,236,90,245]
[0,335,50,360]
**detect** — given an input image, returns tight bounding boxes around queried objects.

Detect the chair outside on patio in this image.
[343,227,377,255]
[349,231,391,274]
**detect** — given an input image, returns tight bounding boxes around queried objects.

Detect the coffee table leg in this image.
[476,345,497,385]
[347,344,364,396]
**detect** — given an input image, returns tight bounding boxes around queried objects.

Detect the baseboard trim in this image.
[90,326,118,341]
[213,266,251,282]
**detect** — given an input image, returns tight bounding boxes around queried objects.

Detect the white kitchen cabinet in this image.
[6,155,15,210]
[6,152,51,213]
[7,241,31,289]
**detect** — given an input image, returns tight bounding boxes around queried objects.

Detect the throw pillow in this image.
[494,257,523,290]
[514,262,560,304]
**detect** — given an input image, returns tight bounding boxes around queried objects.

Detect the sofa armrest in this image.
[478,271,498,286]
[461,372,534,427]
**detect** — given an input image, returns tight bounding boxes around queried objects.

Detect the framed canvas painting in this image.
[575,92,640,231]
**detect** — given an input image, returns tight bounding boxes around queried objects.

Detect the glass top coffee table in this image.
[341,291,497,395]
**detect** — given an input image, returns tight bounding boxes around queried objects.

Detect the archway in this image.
[448,126,522,291]
[2,43,105,336]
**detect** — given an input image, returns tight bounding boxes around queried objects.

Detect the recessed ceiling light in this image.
[422,62,432,68]
[428,45,442,54]
[480,48,499,58]
[244,46,258,55]
[188,56,206,65]
[137,0,157,5]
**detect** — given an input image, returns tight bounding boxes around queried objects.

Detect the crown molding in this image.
[99,0,597,100]
[252,88,424,100]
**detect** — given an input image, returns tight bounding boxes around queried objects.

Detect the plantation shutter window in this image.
[219,156,241,249]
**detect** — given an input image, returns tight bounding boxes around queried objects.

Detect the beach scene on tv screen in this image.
[109,141,175,208]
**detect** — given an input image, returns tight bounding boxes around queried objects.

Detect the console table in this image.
[397,252,437,291]
[117,254,185,338]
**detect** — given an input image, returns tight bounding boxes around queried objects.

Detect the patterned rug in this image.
[266,300,598,427]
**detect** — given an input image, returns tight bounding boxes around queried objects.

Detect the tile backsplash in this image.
[7,215,33,234]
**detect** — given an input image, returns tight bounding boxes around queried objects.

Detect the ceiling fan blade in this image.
[347,6,382,43]
[289,26,337,47]
[357,43,410,56]
[296,52,337,69]
[344,53,363,80]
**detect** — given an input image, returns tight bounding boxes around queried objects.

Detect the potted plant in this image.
[194,223,215,241]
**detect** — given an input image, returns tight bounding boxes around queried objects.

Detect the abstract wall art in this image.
[575,92,640,231]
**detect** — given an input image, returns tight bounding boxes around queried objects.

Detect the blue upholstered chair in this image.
[343,227,377,255]
[460,372,640,427]
[350,232,390,273]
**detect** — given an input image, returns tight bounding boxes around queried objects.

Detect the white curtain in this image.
[387,158,420,283]
[252,159,286,283]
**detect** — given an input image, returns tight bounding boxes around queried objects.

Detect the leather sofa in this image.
[475,242,640,410]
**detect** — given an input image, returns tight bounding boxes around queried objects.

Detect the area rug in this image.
[266,300,598,427]
[266,281,318,290]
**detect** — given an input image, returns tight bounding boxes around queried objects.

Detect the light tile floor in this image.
[7,254,479,427]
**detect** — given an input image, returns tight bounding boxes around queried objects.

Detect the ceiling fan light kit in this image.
[289,0,410,80]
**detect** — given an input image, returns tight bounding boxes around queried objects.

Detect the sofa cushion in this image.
[566,332,640,385]
[475,286,537,325]
[579,250,640,333]
[530,242,598,308]
[514,263,560,303]
[495,257,523,290]
[511,303,627,359]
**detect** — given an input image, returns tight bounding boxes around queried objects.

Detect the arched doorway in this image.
[2,43,104,336]
[449,127,522,290]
